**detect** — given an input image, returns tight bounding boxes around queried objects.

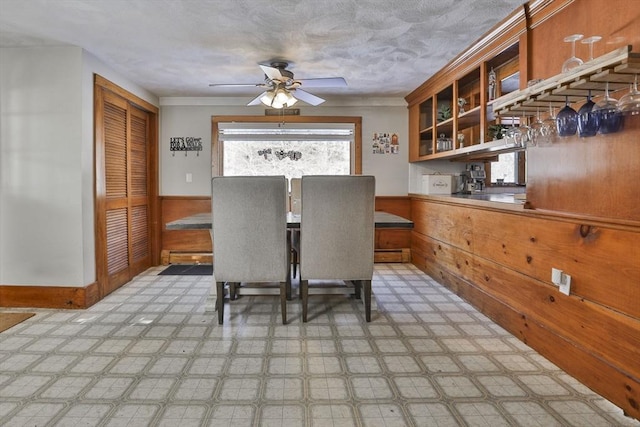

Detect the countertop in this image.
[410,192,528,213]
[450,193,526,204]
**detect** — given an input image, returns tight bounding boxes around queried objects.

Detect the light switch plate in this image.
[559,274,571,296]
[552,268,571,296]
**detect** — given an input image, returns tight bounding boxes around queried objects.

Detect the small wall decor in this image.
[488,67,497,101]
[458,97,467,115]
[372,132,399,154]
[170,136,203,156]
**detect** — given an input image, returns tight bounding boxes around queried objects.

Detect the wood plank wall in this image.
[162,196,212,254]
[410,198,640,420]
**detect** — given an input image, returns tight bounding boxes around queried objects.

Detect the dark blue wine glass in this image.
[556,96,578,137]
[594,82,623,134]
[577,91,599,137]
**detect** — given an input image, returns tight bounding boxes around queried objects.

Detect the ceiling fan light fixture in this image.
[214,62,340,107]
[262,87,297,109]
[274,88,290,104]
[260,91,275,106]
[285,92,298,107]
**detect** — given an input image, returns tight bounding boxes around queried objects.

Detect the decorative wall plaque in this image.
[170,137,203,156]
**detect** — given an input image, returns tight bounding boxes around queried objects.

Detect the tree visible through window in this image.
[218,124,354,184]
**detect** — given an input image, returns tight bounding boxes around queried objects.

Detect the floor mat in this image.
[159,264,213,275]
[0,312,35,333]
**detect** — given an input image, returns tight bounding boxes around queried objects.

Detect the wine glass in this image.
[502,125,517,146]
[539,104,558,145]
[513,116,532,147]
[562,34,584,73]
[577,90,600,137]
[594,82,623,134]
[618,75,640,116]
[556,96,579,137]
[581,35,602,61]
[530,108,545,146]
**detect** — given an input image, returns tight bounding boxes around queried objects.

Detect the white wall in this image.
[159,98,410,196]
[0,46,157,287]
[1,47,85,286]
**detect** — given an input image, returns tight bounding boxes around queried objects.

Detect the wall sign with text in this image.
[170,137,203,156]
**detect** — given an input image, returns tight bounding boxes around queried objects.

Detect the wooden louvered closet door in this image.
[96,89,151,297]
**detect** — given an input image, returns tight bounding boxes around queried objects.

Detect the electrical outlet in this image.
[186,173,193,183]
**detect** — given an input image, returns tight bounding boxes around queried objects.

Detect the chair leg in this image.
[301,279,309,322]
[229,282,237,300]
[286,258,292,301]
[354,280,362,299]
[216,281,225,324]
[363,280,372,322]
[280,281,287,324]
[292,249,298,279]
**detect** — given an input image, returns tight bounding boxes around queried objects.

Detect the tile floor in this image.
[0,263,638,427]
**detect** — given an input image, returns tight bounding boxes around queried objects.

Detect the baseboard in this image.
[0,282,99,309]
[374,248,411,263]
[162,250,213,265]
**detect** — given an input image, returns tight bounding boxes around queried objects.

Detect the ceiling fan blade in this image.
[209,83,266,88]
[247,92,267,106]
[292,89,325,106]
[297,77,347,88]
[259,64,285,82]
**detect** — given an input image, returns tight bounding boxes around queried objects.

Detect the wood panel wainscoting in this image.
[161,195,412,265]
[410,196,640,420]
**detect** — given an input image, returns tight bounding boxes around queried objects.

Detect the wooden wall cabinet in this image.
[407,5,526,162]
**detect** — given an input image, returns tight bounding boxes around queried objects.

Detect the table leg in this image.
[205,276,217,312]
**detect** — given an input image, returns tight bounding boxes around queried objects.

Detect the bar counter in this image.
[410,192,527,213]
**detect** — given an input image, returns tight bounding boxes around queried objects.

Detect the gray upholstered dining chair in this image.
[299,175,375,322]
[211,176,290,325]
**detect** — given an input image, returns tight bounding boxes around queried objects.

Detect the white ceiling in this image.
[0,0,527,102]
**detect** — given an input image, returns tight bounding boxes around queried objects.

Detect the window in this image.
[212,116,362,181]
[491,152,516,184]
[219,124,353,183]
[489,151,526,186]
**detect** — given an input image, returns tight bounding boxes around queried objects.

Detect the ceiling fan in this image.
[209,61,347,108]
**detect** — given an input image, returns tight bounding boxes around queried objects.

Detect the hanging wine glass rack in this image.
[492,45,640,117]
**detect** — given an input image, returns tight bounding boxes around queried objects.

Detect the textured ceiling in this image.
[0,0,527,101]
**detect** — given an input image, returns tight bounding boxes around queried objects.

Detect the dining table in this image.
[165,210,414,230]
[165,211,413,312]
